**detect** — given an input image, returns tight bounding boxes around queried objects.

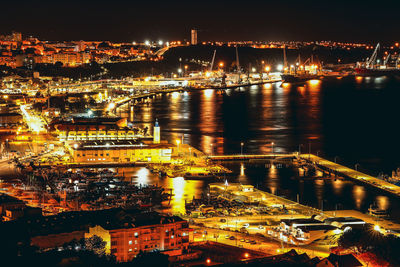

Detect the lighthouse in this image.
[153,119,160,144]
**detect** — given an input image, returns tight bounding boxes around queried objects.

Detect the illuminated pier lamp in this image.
[176,139,181,153]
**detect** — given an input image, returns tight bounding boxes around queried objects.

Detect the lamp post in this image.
[271,142,275,156]
[176,139,181,155]
[298,144,303,155]
[240,142,244,156]
[334,156,339,163]
[355,163,360,171]
[317,150,320,157]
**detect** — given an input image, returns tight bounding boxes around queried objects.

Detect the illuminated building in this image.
[191,29,198,45]
[52,116,129,141]
[0,208,191,262]
[68,140,173,163]
[33,52,90,66]
[85,211,191,262]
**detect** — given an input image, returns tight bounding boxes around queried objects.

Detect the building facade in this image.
[85,218,191,262]
[69,140,173,163]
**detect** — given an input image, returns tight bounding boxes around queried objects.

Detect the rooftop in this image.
[72,140,173,151]
[0,208,185,239]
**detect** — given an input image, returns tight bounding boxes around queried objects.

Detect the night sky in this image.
[1,0,399,42]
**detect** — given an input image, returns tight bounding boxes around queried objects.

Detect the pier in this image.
[209,153,400,198]
[300,154,400,197]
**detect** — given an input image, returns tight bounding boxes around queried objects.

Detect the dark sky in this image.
[1,0,399,42]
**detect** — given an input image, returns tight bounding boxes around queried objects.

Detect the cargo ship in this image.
[354,67,400,76]
[281,73,319,84]
[355,43,400,76]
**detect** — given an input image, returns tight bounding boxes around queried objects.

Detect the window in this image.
[134,232,139,237]
[128,240,132,245]
[129,248,132,252]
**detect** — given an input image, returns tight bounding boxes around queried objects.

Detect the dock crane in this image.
[384,53,391,66]
[396,56,400,69]
[235,46,241,83]
[366,43,380,69]
[209,49,216,72]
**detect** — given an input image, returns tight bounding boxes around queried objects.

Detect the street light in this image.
[317,150,321,157]
[176,139,181,154]
[271,142,274,156]
[240,142,244,155]
[298,144,303,155]
[355,163,360,171]
[334,156,339,163]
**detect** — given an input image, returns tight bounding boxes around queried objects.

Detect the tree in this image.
[85,235,106,256]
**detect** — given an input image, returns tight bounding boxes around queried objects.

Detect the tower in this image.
[153,119,160,144]
[191,29,197,45]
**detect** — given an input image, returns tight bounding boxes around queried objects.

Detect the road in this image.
[192,226,330,258]
[20,105,47,133]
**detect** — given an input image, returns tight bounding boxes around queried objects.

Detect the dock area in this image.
[300,154,400,197]
[210,153,400,198]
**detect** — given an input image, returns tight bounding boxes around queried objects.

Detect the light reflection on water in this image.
[116,79,400,221]
[115,167,205,215]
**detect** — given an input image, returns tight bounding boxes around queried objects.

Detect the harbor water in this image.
[117,76,400,221]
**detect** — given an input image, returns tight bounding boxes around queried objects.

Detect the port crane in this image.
[366,43,380,69]
[384,53,391,66]
[209,49,216,72]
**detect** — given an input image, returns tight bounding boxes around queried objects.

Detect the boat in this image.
[183,172,215,180]
[280,47,321,84]
[355,43,400,77]
[368,204,388,218]
[355,67,400,76]
[281,73,319,84]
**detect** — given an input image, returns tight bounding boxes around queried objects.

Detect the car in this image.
[225,235,230,239]
[240,239,245,242]
[229,236,236,240]
[242,223,249,228]
[258,225,264,229]
[250,240,257,244]
[245,239,251,243]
